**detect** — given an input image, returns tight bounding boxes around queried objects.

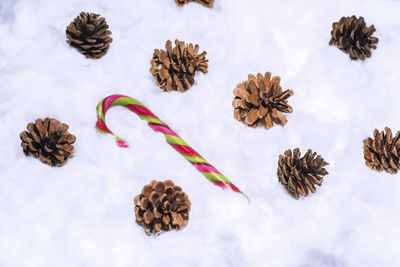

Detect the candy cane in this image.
[96,94,248,199]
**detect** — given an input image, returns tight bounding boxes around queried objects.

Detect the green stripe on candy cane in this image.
[97,99,106,122]
[202,172,231,183]
[181,154,210,164]
[110,97,145,107]
[165,135,190,147]
[137,115,166,125]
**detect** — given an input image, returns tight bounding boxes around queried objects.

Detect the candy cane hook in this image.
[96,94,248,200]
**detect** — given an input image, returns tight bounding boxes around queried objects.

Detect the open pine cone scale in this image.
[175,0,214,8]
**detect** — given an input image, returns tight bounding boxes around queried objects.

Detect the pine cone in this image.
[175,0,214,8]
[232,72,294,129]
[277,148,329,199]
[329,15,378,60]
[66,12,113,59]
[19,118,76,166]
[150,39,208,92]
[363,127,400,174]
[134,180,191,235]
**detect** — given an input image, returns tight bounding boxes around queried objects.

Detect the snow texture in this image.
[0,0,400,266]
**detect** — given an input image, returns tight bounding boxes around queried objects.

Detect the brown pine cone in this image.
[363,127,400,174]
[277,148,329,199]
[150,39,208,92]
[66,12,113,59]
[329,15,378,60]
[134,180,191,235]
[19,118,76,166]
[232,72,294,129]
[175,0,214,8]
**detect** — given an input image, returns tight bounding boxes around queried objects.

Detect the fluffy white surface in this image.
[1,0,400,266]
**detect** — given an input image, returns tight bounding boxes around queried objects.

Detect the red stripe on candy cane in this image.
[148,123,178,137]
[125,104,156,117]
[211,181,242,193]
[191,162,222,174]
[169,143,202,157]
[96,117,113,134]
[102,94,125,112]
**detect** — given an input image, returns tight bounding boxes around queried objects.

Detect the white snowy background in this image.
[1,0,400,266]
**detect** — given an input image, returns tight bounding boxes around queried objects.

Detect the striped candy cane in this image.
[96,94,248,199]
